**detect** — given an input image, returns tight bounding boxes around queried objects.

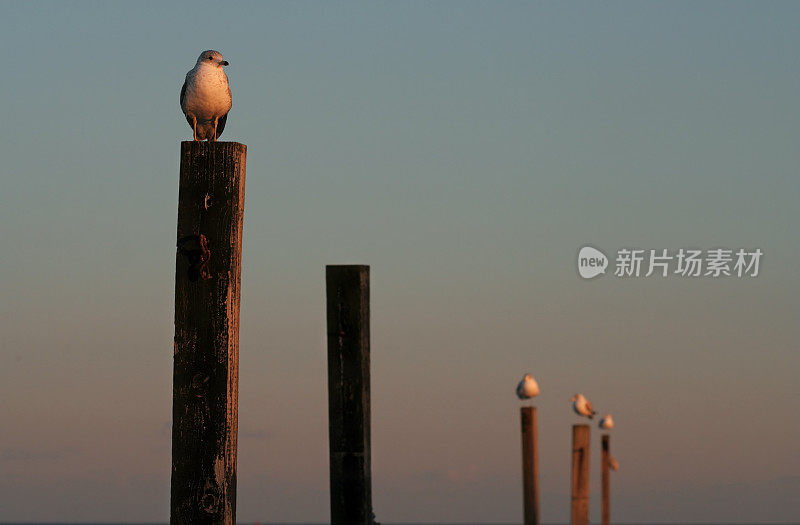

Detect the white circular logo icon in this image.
[578,246,608,279]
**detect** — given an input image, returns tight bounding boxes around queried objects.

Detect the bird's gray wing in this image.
[214,76,231,139]
[180,77,194,127]
[180,79,187,109]
[216,112,228,139]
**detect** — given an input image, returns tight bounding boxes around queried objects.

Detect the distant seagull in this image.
[180,50,232,141]
[609,456,619,471]
[599,414,614,429]
[516,374,540,399]
[570,393,596,419]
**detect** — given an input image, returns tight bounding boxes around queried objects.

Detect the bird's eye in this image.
[208,57,213,60]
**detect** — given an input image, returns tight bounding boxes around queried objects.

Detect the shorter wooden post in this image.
[570,424,590,525]
[602,434,610,525]
[326,265,372,525]
[520,407,539,525]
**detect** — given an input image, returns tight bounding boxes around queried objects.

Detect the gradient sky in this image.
[1,1,799,523]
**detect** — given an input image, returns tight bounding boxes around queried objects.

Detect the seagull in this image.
[516,373,540,399]
[570,393,596,419]
[599,414,614,429]
[609,456,619,471]
[180,50,232,141]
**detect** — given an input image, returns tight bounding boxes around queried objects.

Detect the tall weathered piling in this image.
[326,265,372,525]
[171,141,247,525]
[520,406,539,525]
[570,424,590,525]
[602,434,610,525]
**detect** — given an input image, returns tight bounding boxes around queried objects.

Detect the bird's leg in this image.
[192,117,198,141]
[211,117,218,142]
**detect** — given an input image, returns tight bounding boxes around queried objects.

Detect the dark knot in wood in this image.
[177,234,212,281]
[190,373,210,397]
[201,491,218,513]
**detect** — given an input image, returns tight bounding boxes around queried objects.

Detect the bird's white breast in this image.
[183,65,232,121]
[522,377,539,397]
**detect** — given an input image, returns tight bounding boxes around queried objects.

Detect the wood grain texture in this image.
[602,434,610,525]
[171,141,247,525]
[326,265,373,525]
[521,407,540,525]
[571,424,590,525]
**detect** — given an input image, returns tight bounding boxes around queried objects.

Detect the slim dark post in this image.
[520,407,539,525]
[171,141,247,525]
[571,424,590,525]
[326,265,372,525]
[602,434,610,525]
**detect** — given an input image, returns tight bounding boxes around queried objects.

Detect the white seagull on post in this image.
[570,393,596,419]
[180,50,232,141]
[599,414,614,429]
[516,374,540,399]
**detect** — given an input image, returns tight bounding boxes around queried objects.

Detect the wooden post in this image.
[520,406,539,525]
[602,434,610,525]
[326,265,372,525]
[570,424,590,525]
[171,141,247,525]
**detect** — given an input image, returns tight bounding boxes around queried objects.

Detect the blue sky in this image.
[1,1,799,522]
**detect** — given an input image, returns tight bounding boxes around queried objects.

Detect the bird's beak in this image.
[221,60,229,66]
